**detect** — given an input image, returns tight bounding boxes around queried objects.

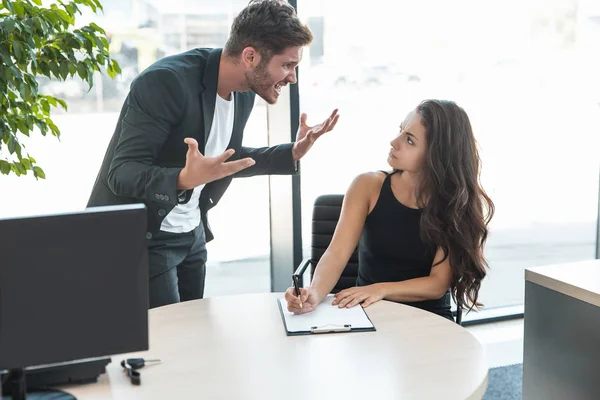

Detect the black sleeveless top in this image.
[357,171,452,320]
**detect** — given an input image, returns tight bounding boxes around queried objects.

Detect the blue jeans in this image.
[146,223,207,309]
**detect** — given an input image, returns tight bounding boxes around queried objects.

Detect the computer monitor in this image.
[0,204,149,396]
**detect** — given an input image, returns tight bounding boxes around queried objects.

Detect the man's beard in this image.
[245,63,278,105]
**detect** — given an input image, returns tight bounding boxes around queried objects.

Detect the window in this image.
[297,0,600,310]
[0,0,271,296]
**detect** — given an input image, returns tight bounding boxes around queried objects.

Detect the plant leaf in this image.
[3,17,16,33]
[59,62,69,79]
[41,98,50,113]
[89,22,105,35]
[8,135,16,154]
[0,160,10,175]
[17,120,29,135]
[0,44,12,63]
[49,62,60,79]
[77,62,87,80]
[12,42,23,62]
[56,98,67,110]
[1,0,116,178]
[33,166,46,179]
[13,2,25,17]
[22,157,31,169]
[1,0,15,14]
[15,142,22,158]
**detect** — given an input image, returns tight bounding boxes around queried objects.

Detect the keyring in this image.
[120,360,141,385]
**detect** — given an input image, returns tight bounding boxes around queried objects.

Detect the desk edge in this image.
[467,371,488,400]
[525,269,600,308]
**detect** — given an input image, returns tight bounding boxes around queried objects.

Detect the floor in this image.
[466,318,524,369]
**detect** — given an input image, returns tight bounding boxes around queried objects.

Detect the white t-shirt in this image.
[160,93,235,233]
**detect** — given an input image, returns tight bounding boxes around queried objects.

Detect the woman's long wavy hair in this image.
[415,100,495,312]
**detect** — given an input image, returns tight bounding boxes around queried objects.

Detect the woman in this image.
[285,99,494,321]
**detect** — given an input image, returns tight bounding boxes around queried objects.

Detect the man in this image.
[87,0,339,308]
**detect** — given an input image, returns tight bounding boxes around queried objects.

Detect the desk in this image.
[63,293,488,399]
[523,259,600,400]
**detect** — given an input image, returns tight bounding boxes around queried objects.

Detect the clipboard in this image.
[277,295,376,336]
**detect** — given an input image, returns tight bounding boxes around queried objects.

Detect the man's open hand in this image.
[176,138,255,190]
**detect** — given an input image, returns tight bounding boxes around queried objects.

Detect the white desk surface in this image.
[62,293,488,400]
[526,259,600,307]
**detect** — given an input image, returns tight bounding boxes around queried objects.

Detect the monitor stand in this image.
[2,357,110,400]
[1,369,75,400]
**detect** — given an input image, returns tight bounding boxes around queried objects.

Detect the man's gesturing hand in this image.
[176,138,255,190]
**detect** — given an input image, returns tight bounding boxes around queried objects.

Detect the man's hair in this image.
[225,0,313,61]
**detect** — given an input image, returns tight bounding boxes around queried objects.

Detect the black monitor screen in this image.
[0,204,149,370]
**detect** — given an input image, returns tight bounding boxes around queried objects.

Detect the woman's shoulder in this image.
[346,171,391,211]
[351,170,391,187]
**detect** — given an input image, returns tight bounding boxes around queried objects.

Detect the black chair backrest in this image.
[310,194,357,293]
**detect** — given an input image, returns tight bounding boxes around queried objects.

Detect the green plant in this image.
[0,0,120,178]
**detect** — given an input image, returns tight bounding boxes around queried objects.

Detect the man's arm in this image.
[106,68,187,206]
[234,144,298,177]
[233,109,339,178]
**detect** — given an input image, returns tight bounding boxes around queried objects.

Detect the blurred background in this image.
[1,0,599,312]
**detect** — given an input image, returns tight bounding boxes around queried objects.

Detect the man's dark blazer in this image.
[87,48,297,241]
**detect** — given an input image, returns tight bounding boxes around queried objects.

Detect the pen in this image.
[292,274,302,308]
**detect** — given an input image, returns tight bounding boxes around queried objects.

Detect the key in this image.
[123,358,161,370]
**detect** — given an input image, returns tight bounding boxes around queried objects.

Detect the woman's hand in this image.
[284,287,320,314]
[332,284,387,308]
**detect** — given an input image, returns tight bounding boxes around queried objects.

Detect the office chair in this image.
[295,194,464,326]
